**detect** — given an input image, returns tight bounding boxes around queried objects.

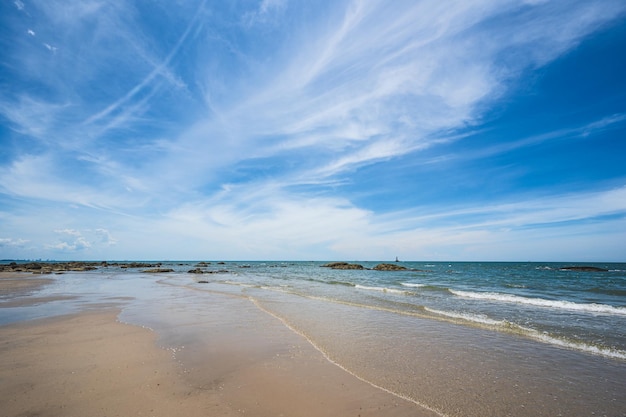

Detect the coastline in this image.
[0,273,438,417]
[1,263,624,416]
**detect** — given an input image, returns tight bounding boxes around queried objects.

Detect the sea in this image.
[2,260,625,417]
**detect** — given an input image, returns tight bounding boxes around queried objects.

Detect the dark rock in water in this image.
[321,262,365,270]
[1,261,102,273]
[197,280,209,284]
[321,262,345,268]
[118,262,159,269]
[195,262,211,267]
[188,268,205,274]
[142,268,174,273]
[560,266,608,272]
[373,263,408,271]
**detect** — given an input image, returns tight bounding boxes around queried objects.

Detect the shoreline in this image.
[2,267,624,416]
[0,275,439,417]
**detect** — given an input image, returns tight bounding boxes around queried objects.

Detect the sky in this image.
[1,0,625,262]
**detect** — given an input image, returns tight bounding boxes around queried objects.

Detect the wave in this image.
[424,307,503,326]
[449,290,626,316]
[328,280,356,287]
[401,282,426,288]
[400,283,450,292]
[304,277,356,287]
[355,284,412,295]
[424,307,626,360]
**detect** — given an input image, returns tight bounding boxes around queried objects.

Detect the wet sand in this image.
[0,272,54,296]
[0,274,439,417]
[0,272,76,308]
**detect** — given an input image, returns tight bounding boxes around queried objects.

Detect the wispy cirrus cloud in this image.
[170,0,625,189]
[1,1,625,260]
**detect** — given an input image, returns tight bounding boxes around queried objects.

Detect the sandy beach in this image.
[0,273,438,417]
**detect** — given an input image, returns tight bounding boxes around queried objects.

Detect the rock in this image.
[560,266,608,272]
[373,263,408,271]
[195,262,211,267]
[321,262,365,270]
[142,268,174,273]
[188,268,205,274]
[118,262,159,269]
[197,280,209,284]
[0,261,102,273]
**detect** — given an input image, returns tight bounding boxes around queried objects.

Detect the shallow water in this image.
[1,262,625,416]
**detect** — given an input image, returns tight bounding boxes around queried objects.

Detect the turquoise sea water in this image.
[2,260,625,417]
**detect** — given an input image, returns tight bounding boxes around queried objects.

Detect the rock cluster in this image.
[187,269,229,274]
[372,263,408,271]
[321,262,365,270]
[321,262,410,271]
[0,261,172,274]
[117,262,162,269]
[0,261,100,274]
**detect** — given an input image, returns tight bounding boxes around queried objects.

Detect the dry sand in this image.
[0,273,439,417]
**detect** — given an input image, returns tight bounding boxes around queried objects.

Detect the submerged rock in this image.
[560,266,608,272]
[141,268,174,273]
[373,263,408,271]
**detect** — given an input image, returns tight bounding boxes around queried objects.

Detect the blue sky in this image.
[1,0,625,261]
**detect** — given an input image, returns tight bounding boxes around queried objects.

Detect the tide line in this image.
[248,296,450,417]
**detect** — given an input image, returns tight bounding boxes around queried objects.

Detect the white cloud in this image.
[243,0,287,26]
[93,228,118,246]
[0,96,69,139]
[14,0,25,11]
[0,238,29,248]
[54,229,82,237]
[43,43,57,53]
[185,0,625,190]
[2,1,625,261]
[46,229,92,252]
[44,228,117,253]
[136,182,626,261]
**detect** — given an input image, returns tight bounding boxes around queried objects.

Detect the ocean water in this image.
[2,260,625,416]
[172,260,626,360]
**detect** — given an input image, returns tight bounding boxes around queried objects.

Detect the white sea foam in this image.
[355,284,410,295]
[401,282,426,288]
[449,290,626,316]
[425,307,626,360]
[424,307,503,326]
[531,332,626,360]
